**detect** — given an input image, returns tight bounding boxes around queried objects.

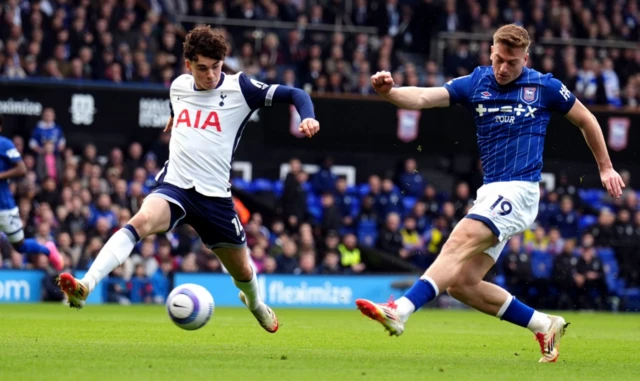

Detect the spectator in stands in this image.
[614,209,639,285]
[281,167,308,230]
[378,177,402,218]
[320,192,342,235]
[376,212,406,258]
[107,265,131,305]
[275,239,299,274]
[294,253,318,275]
[503,235,533,305]
[337,233,365,274]
[547,227,565,255]
[552,239,580,310]
[396,158,425,197]
[524,225,549,253]
[29,108,66,155]
[550,195,579,239]
[575,247,608,310]
[128,263,153,304]
[420,184,440,221]
[589,208,617,247]
[334,177,356,232]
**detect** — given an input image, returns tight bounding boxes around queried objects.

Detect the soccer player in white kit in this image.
[355,25,625,361]
[56,26,320,333]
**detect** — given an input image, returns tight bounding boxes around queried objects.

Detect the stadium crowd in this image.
[1,0,639,107]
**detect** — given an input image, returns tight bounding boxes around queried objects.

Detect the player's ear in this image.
[185,59,192,72]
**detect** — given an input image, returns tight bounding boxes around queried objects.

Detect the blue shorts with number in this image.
[150,183,246,249]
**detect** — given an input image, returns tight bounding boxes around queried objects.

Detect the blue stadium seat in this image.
[252,178,274,192]
[350,197,361,217]
[578,214,597,233]
[346,185,359,196]
[231,178,251,190]
[401,196,417,212]
[308,204,322,221]
[597,248,615,262]
[358,184,370,197]
[578,189,606,209]
[357,225,378,248]
[273,180,284,197]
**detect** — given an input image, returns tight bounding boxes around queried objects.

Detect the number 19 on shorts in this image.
[490,195,512,216]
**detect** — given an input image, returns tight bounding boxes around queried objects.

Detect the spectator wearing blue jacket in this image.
[29,108,66,154]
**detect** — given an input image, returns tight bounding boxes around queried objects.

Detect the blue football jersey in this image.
[444,66,577,184]
[0,137,22,209]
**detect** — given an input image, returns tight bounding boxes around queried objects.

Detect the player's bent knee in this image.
[129,198,172,237]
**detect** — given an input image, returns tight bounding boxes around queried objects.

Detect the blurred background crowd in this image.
[1,0,640,107]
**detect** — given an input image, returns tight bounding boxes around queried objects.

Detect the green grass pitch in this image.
[1,304,639,381]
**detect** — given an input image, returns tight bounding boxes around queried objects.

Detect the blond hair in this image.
[493,24,531,51]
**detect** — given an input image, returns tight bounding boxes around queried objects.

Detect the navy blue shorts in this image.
[150,183,246,249]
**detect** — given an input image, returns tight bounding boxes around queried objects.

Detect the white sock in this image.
[82,228,138,293]
[395,297,415,323]
[527,311,552,333]
[233,269,261,311]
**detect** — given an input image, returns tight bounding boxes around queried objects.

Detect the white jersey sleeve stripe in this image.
[265,85,279,107]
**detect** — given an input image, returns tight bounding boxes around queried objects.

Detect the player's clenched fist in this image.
[299,118,320,138]
[371,71,394,95]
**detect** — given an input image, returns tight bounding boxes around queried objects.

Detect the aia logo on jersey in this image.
[174,109,221,131]
[521,86,538,104]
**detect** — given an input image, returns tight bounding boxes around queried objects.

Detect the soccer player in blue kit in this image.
[0,115,63,271]
[355,24,626,362]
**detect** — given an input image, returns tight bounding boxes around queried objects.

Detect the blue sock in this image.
[500,296,535,328]
[16,239,50,256]
[403,278,438,311]
[123,224,141,242]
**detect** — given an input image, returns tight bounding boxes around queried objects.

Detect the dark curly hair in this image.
[183,25,228,62]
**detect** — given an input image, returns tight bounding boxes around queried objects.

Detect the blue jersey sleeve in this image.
[0,140,22,163]
[239,72,315,119]
[543,78,577,115]
[444,74,474,105]
[239,73,279,110]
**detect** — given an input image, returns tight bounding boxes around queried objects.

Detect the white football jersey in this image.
[156,72,278,197]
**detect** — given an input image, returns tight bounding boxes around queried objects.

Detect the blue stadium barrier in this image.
[0,269,103,304]
[174,273,413,309]
[0,270,45,302]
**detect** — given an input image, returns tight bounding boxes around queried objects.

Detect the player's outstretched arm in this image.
[565,99,625,198]
[271,86,319,138]
[371,71,450,110]
[0,160,26,180]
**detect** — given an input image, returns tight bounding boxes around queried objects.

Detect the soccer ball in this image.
[166,283,215,330]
